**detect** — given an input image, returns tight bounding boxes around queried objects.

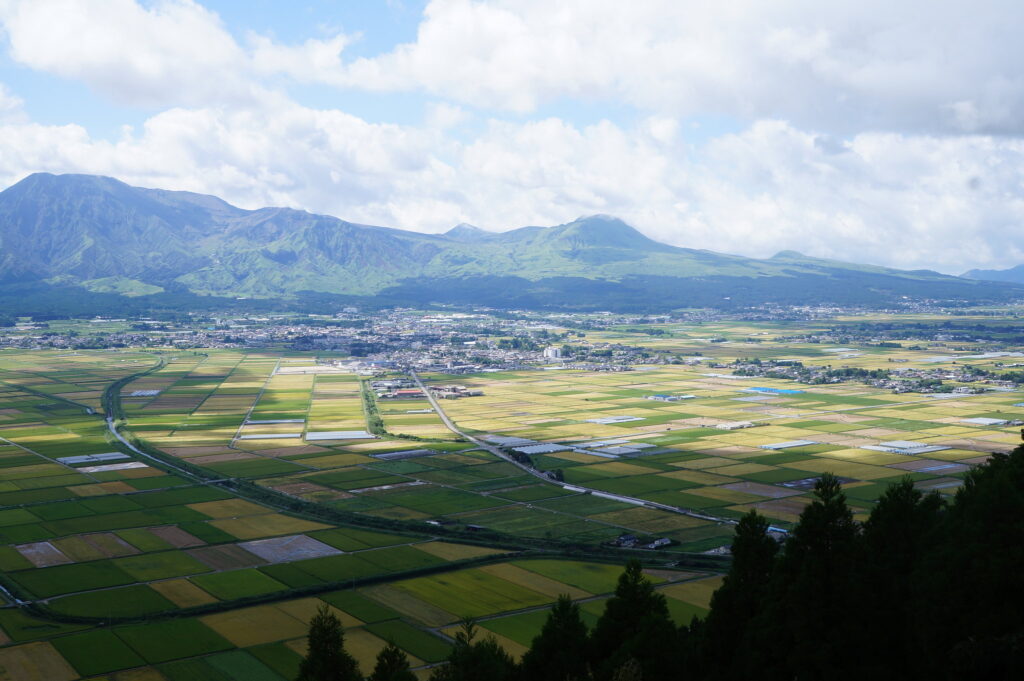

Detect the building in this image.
[380,389,425,399]
[613,534,638,548]
[543,346,563,359]
[716,421,756,430]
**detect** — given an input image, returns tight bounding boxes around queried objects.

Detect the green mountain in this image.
[0,173,1019,314]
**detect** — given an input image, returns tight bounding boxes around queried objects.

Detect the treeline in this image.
[299,442,1024,680]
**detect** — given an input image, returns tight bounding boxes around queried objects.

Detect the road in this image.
[107,416,199,481]
[410,370,734,526]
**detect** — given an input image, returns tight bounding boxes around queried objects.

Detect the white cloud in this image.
[327,0,1024,134]
[0,0,265,107]
[4,0,1019,135]
[0,0,353,108]
[7,1,1023,134]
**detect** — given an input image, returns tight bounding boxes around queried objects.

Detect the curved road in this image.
[410,370,734,526]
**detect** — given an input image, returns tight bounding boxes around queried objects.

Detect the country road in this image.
[410,370,735,527]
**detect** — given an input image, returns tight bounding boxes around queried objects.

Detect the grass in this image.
[394,568,552,619]
[310,527,416,552]
[247,642,304,680]
[352,545,447,573]
[51,629,146,677]
[379,487,509,515]
[320,589,403,623]
[48,584,177,617]
[190,569,288,600]
[116,618,234,664]
[513,559,633,595]
[364,620,452,663]
[12,560,135,598]
[480,609,552,647]
[114,550,212,581]
[0,608,88,643]
[204,650,286,681]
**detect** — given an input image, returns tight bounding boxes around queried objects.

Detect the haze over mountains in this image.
[0,173,1020,314]
[962,264,1024,285]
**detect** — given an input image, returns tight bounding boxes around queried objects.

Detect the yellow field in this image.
[201,603,310,647]
[0,642,77,681]
[360,584,457,628]
[150,578,219,607]
[659,576,725,609]
[414,541,507,561]
[477,563,590,600]
[210,513,330,539]
[187,499,270,519]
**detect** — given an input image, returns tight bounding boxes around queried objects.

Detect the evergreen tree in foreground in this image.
[859,477,943,677]
[747,473,861,680]
[697,510,777,680]
[918,442,1024,678]
[429,620,518,681]
[296,604,362,681]
[589,560,679,681]
[520,594,591,681]
[369,641,416,681]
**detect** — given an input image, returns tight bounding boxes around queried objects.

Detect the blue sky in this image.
[0,0,1022,274]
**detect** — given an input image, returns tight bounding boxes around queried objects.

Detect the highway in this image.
[410,370,734,526]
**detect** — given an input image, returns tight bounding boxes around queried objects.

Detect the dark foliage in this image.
[520,595,590,681]
[429,621,518,681]
[368,641,416,681]
[589,560,679,681]
[296,604,362,681]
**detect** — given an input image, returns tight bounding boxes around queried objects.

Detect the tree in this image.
[369,641,416,681]
[859,478,943,677]
[520,595,590,681]
[751,473,861,680]
[917,443,1024,678]
[610,658,642,681]
[589,561,679,681]
[430,620,518,681]
[698,511,778,680]
[296,604,362,681]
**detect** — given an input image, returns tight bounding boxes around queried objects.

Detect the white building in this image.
[543,346,563,359]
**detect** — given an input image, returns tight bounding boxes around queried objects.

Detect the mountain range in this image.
[0,172,1020,315]
[962,264,1024,285]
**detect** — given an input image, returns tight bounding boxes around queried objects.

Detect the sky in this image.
[1,1,1023,274]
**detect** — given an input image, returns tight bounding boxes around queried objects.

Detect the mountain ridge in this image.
[0,172,1020,313]
[962,264,1024,285]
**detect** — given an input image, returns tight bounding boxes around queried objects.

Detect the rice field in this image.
[1,315,1022,679]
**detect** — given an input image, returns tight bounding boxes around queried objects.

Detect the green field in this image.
[0,318,1018,678]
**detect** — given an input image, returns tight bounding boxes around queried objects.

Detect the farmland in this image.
[0,312,1022,678]
[0,347,725,679]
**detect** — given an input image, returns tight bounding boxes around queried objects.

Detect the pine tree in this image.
[859,478,943,677]
[296,604,362,681]
[430,620,517,681]
[520,594,590,681]
[753,473,861,679]
[918,444,1024,678]
[699,510,778,680]
[369,641,416,681]
[589,561,678,681]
